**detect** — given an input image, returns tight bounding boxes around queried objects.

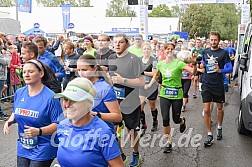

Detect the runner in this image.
[83,36,96,57]
[3,59,63,167]
[20,42,61,93]
[192,38,204,97]
[146,42,197,153]
[177,50,194,112]
[199,31,232,147]
[139,42,159,137]
[108,33,145,167]
[128,34,144,57]
[34,36,66,82]
[77,54,122,131]
[62,41,80,90]
[94,34,115,71]
[54,77,124,167]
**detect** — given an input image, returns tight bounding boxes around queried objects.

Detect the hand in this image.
[145,84,151,90]
[100,66,108,71]
[192,53,198,63]
[197,68,205,73]
[111,73,124,84]
[64,66,70,71]
[90,111,97,116]
[3,121,12,134]
[24,125,40,137]
[214,63,221,73]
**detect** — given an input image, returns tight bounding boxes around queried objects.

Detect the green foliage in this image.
[171,5,187,18]
[181,4,240,40]
[0,0,15,7]
[148,4,171,17]
[105,0,136,17]
[36,0,91,7]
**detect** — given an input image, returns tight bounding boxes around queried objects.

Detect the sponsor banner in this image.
[62,4,70,30]
[18,0,32,13]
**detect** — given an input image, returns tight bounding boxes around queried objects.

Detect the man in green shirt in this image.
[128,34,144,57]
[192,38,204,97]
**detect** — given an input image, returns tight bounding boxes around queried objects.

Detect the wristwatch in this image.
[96,112,101,118]
[39,128,42,136]
[123,78,128,84]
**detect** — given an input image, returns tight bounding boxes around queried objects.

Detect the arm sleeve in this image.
[51,57,66,79]
[103,87,117,103]
[51,40,60,52]
[0,55,9,65]
[49,98,64,123]
[133,56,144,78]
[221,62,233,74]
[100,129,121,161]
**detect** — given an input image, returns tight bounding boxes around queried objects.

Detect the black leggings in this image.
[17,156,54,167]
[182,79,191,98]
[160,97,183,127]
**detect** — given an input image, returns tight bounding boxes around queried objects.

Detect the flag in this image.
[62,4,70,30]
[18,0,32,13]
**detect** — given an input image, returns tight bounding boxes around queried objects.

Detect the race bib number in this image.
[182,72,190,79]
[205,63,216,74]
[113,87,125,99]
[145,76,151,83]
[19,133,38,149]
[164,88,178,98]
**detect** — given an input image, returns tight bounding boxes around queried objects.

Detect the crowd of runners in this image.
[1,31,235,167]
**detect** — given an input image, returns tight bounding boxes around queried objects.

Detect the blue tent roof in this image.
[23,27,45,36]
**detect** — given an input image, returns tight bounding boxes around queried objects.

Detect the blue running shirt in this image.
[13,85,63,161]
[57,117,121,167]
[92,78,117,131]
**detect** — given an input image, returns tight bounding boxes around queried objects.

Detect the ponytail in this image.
[78,54,113,85]
[96,65,112,86]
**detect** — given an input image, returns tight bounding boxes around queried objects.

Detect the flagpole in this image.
[16,0,18,21]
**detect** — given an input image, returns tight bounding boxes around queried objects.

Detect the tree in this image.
[148,4,172,17]
[36,0,91,7]
[0,0,15,7]
[105,0,136,17]
[171,4,187,18]
[181,4,240,40]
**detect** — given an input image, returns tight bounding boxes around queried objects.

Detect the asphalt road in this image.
[0,85,252,167]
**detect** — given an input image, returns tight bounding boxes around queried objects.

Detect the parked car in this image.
[237,23,252,135]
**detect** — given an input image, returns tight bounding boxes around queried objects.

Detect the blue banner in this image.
[62,4,70,30]
[18,0,32,13]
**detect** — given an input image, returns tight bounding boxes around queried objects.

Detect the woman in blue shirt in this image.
[3,59,63,167]
[54,77,123,167]
[77,54,122,131]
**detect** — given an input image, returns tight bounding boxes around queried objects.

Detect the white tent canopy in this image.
[0,7,179,35]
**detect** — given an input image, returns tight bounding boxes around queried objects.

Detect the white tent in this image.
[0,18,21,35]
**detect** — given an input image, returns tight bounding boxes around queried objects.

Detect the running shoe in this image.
[151,121,158,132]
[216,128,222,140]
[193,92,197,98]
[0,113,9,121]
[180,117,186,133]
[181,105,186,112]
[204,135,214,147]
[121,153,128,164]
[163,142,172,153]
[129,153,141,167]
